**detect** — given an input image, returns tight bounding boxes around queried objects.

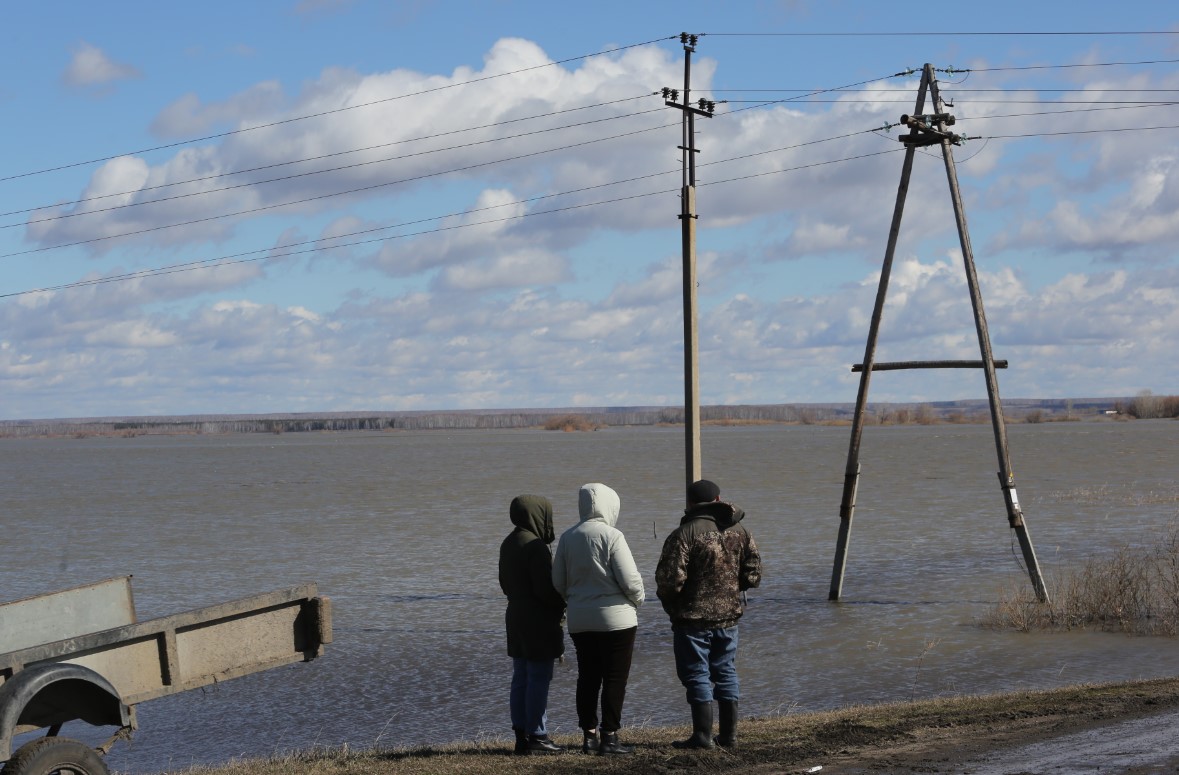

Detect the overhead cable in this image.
[1,94,657,220]
[7,103,668,229]
[2,147,907,300]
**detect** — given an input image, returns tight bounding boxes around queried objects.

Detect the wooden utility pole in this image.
[663,33,715,499]
[828,63,1049,603]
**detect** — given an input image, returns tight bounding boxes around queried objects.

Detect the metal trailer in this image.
[0,577,332,775]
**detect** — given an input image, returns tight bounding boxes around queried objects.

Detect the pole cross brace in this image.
[852,359,1008,372]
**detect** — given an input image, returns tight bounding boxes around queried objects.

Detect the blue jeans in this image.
[510,657,554,737]
[672,625,739,705]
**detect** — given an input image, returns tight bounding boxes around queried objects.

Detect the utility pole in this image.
[662,32,715,500]
[828,63,1049,603]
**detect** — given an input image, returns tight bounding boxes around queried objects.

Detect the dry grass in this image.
[156,678,1179,775]
[980,523,1179,636]
[541,415,602,432]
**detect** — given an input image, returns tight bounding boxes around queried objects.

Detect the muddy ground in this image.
[180,677,1179,775]
[601,677,1179,775]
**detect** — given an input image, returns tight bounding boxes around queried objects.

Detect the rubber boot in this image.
[715,699,738,748]
[672,702,715,749]
[526,734,563,754]
[582,728,600,754]
[513,727,529,756]
[598,730,633,755]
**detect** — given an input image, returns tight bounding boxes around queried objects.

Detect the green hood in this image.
[509,494,555,543]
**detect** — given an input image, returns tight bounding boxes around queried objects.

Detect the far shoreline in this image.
[1,395,1169,439]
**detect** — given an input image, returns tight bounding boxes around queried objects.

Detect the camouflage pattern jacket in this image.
[655,501,762,629]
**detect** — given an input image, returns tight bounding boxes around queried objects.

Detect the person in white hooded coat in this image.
[552,482,645,755]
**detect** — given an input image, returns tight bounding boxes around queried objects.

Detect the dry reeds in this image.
[541,414,601,432]
[981,524,1179,636]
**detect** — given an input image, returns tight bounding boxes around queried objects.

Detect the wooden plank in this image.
[0,577,135,654]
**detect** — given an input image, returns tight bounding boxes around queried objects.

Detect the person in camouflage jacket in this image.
[655,479,761,750]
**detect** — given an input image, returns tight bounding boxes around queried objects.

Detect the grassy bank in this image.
[162,677,1179,775]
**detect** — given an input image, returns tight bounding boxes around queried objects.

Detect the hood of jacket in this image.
[682,500,744,530]
[510,494,555,543]
[578,482,620,527]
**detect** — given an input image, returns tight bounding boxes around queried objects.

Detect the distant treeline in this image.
[0,396,1160,439]
[1113,391,1179,420]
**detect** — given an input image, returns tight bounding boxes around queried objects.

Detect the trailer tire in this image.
[1,737,109,775]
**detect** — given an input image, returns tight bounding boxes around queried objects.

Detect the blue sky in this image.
[2,1,1177,419]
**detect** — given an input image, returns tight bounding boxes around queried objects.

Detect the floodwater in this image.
[1,421,1177,773]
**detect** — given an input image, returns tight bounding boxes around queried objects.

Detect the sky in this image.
[2,1,1177,420]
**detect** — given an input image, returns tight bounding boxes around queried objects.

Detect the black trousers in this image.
[570,626,637,732]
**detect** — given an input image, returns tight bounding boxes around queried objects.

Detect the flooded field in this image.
[2,420,1176,773]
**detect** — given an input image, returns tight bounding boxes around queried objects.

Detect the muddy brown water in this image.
[2,421,1177,773]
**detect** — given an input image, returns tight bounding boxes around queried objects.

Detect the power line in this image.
[958,58,1179,72]
[3,120,874,268]
[0,35,677,184]
[2,146,908,300]
[698,31,1179,37]
[6,70,906,256]
[715,88,1179,94]
[0,118,680,259]
[956,103,1179,121]
[7,102,668,229]
[0,94,657,220]
[981,123,1179,140]
[718,99,1179,105]
[10,116,1179,300]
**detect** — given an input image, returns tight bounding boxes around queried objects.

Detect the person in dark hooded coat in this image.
[499,494,566,754]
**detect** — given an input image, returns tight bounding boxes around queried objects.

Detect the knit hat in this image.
[687,479,721,504]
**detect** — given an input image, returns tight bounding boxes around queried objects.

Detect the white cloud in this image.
[62,42,141,90]
[8,34,1179,418]
[150,82,286,137]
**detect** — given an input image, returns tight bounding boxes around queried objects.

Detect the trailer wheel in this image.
[1,737,110,775]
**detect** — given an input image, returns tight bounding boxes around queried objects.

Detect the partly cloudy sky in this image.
[2,0,1177,419]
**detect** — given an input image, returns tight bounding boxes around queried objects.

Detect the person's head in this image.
[509,494,555,543]
[687,479,721,505]
[579,482,620,526]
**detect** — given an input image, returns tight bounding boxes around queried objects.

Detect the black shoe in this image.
[527,735,564,754]
[598,730,633,755]
[672,702,715,750]
[513,727,529,756]
[715,699,738,748]
[582,729,600,754]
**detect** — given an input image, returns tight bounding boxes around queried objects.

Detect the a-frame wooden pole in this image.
[830,63,1049,603]
[829,65,933,601]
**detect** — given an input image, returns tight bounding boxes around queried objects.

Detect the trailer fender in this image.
[0,663,131,761]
